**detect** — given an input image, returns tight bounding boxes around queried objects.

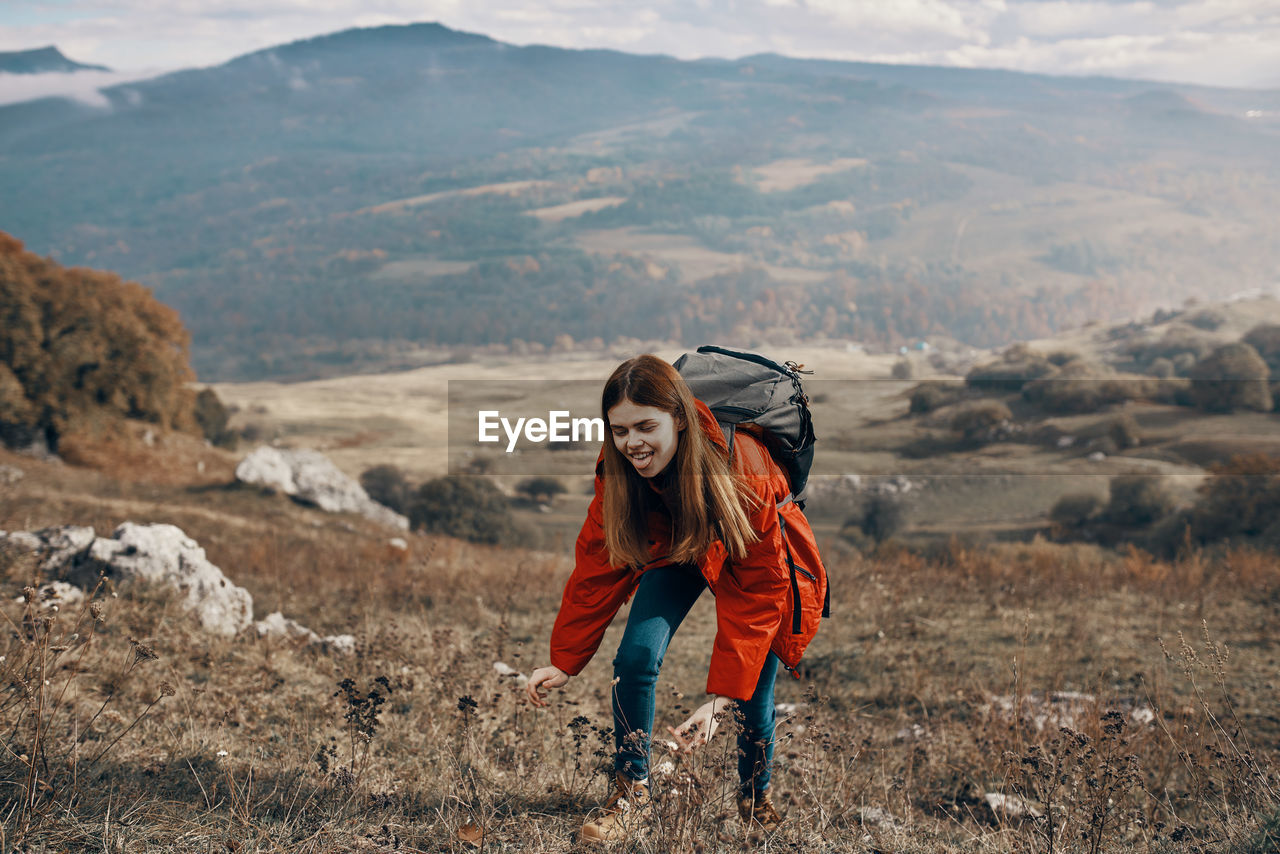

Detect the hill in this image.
[1,23,1278,381]
[0,46,109,74]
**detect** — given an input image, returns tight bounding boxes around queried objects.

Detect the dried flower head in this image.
[159,681,176,698]
[89,602,103,621]
[129,638,159,664]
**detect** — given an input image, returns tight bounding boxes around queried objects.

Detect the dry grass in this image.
[3,447,1280,852]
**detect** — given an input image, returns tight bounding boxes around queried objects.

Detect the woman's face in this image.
[607,398,684,478]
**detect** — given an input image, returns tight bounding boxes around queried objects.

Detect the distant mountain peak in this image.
[242,21,496,62]
[0,46,111,74]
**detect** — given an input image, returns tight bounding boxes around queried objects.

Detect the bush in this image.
[950,399,1012,441]
[361,464,411,514]
[1049,492,1105,529]
[1102,475,1176,528]
[516,476,567,505]
[965,344,1056,392]
[909,381,962,414]
[1187,343,1272,413]
[1188,453,1280,544]
[408,476,525,546]
[891,358,913,380]
[1125,326,1213,372]
[1186,308,1227,331]
[1147,357,1175,378]
[843,493,906,544]
[1243,323,1280,373]
[1108,413,1143,449]
[193,388,236,449]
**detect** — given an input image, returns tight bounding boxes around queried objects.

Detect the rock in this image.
[982,792,1042,823]
[985,691,1155,732]
[36,581,85,611]
[0,526,96,575]
[255,611,355,655]
[235,446,409,529]
[858,806,903,830]
[84,523,253,637]
[3,523,252,637]
[492,661,528,685]
[255,611,320,642]
[1088,451,1107,462]
[0,464,23,484]
[388,537,408,551]
[321,634,356,655]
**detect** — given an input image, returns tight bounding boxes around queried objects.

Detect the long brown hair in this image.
[599,354,758,569]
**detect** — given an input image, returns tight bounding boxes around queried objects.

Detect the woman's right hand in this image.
[526,665,570,707]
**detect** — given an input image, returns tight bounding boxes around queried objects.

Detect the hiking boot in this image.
[737,790,783,832]
[580,774,652,843]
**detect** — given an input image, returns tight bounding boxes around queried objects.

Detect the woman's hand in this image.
[669,696,731,751]
[526,665,570,707]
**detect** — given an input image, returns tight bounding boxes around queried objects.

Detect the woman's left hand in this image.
[669,696,731,751]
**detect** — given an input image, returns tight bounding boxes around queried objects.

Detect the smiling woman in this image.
[524,353,828,843]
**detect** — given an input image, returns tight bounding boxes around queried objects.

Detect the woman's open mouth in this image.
[629,450,654,469]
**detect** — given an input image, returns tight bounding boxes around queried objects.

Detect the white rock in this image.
[388,537,408,551]
[37,581,85,611]
[1088,451,1107,462]
[983,792,1042,821]
[0,464,23,485]
[255,611,321,642]
[321,634,356,655]
[236,446,409,529]
[492,661,529,685]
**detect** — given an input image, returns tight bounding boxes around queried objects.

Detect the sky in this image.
[0,0,1277,108]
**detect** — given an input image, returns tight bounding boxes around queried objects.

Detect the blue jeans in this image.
[611,564,778,795]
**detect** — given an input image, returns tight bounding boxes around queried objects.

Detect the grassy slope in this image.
[3,369,1280,850]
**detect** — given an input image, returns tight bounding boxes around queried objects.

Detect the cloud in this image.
[0,68,169,108]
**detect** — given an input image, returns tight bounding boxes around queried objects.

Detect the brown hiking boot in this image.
[737,790,783,832]
[580,774,652,843]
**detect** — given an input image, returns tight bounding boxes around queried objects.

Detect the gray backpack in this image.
[673,345,817,505]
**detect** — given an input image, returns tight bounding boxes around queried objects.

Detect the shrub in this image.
[408,476,525,546]
[843,493,906,544]
[950,399,1012,441]
[909,381,962,414]
[1108,413,1143,449]
[891,358,913,380]
[965,343,1056,391]
[1049,492,1104,529]
[1147,357,1175,378]
[1243,323,1280,373]
[516,476,567,505]
[1103,475,1176,528]
[1125,326,1213,371]
[192,388,236,449]
[1187,342,1272,413]
[1186,308,1227,330]
[361,464,411,514]
[1188,453,1280,544]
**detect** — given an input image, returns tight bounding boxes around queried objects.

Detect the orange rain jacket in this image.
[549,399,827,701]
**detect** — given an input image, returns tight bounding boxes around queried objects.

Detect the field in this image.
[2,439,1279,852]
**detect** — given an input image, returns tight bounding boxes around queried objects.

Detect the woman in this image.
[525,354,826,843]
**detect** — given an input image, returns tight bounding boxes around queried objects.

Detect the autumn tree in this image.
[1,232,196,451]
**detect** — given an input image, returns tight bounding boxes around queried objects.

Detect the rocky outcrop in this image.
[235,446,408,530]
[1,523,253,637]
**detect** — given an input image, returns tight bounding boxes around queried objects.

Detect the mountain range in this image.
[2,23,1278,381]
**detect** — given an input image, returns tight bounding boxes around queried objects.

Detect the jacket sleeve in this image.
[706,473,791,700]
[549,478,637,676]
